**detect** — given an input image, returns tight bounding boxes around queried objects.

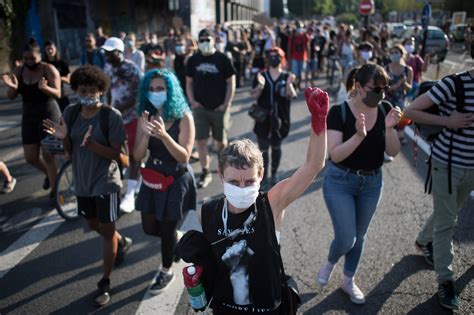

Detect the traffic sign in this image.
[359,0,373,16]
[421,3,431,29]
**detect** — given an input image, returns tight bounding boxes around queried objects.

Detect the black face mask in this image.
[25,62,40,70]
[268,55,281,68]
[363,90,384,108]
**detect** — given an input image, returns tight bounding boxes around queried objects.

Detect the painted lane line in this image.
[135,210,202,315]
[0,210,63,280]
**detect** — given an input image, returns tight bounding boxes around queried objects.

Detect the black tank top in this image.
[17,64,50,103]
[144,119,186,176]
[201,192,282,313]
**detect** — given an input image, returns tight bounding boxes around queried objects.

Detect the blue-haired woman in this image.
[134,69,196,293]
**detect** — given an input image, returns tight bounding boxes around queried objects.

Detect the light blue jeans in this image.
[323,161,384,277]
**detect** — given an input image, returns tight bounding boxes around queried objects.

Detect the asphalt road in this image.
[1,56,473,314]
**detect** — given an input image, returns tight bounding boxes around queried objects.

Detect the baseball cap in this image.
[102,37,124,52]
[198,28,212,39]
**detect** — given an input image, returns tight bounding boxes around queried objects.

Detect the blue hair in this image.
[137,69,190,121]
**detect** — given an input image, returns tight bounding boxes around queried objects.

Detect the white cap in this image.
[102,37,124,52]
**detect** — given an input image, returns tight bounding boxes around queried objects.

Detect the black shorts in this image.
[77,192,120,223]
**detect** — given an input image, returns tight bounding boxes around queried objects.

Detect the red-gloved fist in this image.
[304,86,329,135]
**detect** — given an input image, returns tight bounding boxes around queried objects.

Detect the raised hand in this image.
[2,73,18,90]
[149,116,168,140]
[80,125,93,147]
[355,113,367,138]
[38,77,48,91]
[43,117,68,140]
[304,86,329,135]
[139,111,153,136]
[385,106,402,129]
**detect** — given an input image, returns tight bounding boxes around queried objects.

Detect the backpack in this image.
[413,74,465,194]
[66,104,130,172]
[414,74,465,142]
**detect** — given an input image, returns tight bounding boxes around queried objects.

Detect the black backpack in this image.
[414,74,464,142]
[66,104,129,175]
[413,74,465,194]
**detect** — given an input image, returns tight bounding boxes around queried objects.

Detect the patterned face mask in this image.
[77,94,100,107]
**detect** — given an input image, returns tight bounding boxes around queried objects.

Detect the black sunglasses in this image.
[199,38,211,43]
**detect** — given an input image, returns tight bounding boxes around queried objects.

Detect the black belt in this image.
[333,163,381,176]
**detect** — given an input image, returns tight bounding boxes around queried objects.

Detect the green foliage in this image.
[0,0,15,34]
[335,12,359,25]
[313,0,336,16]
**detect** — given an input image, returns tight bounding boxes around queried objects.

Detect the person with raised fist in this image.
[196,86,328,314]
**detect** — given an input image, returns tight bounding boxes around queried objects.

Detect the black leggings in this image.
[141,213,178,269]
[257,136,282,179]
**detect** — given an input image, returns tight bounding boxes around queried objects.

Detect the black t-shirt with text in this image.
[186,51,236,110]
[327,101,392,170]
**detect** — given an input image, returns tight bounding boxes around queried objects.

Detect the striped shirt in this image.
[427,71,474,168]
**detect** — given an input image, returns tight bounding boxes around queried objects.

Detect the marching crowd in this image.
[1,19,473,313]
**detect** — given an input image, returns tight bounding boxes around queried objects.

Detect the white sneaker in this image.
[341,277,366,304]
[120,193,135,213]
[384,153,394,163]
[317,261,335,287]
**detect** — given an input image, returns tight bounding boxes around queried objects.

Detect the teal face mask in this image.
[148,91,167,109]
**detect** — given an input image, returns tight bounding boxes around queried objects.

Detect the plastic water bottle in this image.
[183,265,207,312]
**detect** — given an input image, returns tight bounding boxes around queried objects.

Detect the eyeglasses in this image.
[199,38,211,43]
[366,85,389,93]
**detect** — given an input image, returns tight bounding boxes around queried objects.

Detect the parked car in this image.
[386,23,407,38]
[449,24,467,42]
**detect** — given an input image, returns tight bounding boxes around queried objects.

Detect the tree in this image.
[313,0,336,16]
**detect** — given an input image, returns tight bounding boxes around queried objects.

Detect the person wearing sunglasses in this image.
[316,63,402,304]
[186,28,236,189]
[80,33,106,69]
[2,37,61,203]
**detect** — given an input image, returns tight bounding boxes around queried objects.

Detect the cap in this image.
[198,28,212,39]
[102,37,124,52]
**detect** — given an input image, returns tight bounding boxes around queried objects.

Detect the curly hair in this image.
[137,69,190,121]
[70,65,110,92]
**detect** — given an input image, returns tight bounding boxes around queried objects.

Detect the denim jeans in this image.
[323,162,384,277]
[416,159,474,283]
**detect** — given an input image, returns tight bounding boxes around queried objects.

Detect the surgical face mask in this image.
[151,37,158,45]
[126,40,133,48]
[216,42,225,52]
[404,44,414,54]
[297,28,304,34]
[362,89,384,108]
[223,182,260,209]
[360,51,373,61]
[77,94,100,107]
[175,45,185,55]
[390,53,402,63]
[148,91,167,109]
[268,55,281,68]
[199,41,214,55]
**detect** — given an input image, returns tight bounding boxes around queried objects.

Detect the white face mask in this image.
[199,41,214,55]
[361,51,373,61]
[216,42,225,52]
[148,91,167,109]
[223,182,260,209]
[404,44,414,54]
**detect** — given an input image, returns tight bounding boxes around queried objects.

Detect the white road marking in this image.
[135,210,202,315]
[0,210,63,280]
[404,126,431,155]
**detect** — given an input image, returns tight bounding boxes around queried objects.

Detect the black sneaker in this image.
[1,177,16,194]
[149,271,174,295]
[438,281,459,310]
[95,278,111,306]
[115,236,133,266]
[197,172,212,189]
[42,177,50,190]
[415,241,434,266]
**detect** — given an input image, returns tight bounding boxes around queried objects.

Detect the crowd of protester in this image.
[1,18,473,313]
